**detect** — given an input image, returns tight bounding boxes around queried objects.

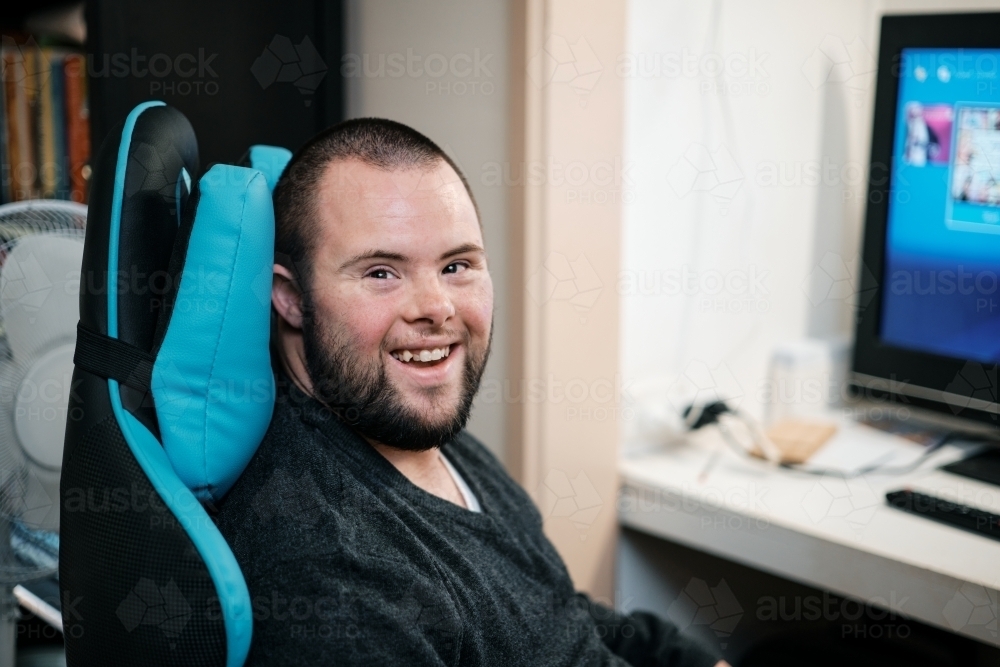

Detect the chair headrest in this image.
[154,163,275,500]
[246,145,292,193]
[78,100,276,502]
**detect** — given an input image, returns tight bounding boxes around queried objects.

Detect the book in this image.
[0,35,89,204]
[50,54,69,200]
[23,42,41,201]
[3,39,36,201]
[63,52,89,203]
[38,48,58,198]
[0,42,8,204]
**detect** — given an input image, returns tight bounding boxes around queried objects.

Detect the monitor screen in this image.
[880,48,1000,363]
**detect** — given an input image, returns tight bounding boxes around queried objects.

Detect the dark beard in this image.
[300,293,491,452]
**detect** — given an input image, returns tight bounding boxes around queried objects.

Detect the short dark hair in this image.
[272,117,479,288]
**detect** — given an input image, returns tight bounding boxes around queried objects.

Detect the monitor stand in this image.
[942,447,1000,487]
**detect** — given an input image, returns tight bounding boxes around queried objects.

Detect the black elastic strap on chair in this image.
[73,322,154,394]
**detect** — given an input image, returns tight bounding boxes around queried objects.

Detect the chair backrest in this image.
[60,101,279,667]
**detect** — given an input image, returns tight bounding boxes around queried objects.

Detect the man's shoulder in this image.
[219,394,319,494]
[213,395,340,558]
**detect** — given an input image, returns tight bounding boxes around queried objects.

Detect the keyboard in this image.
[885,489,1000,542]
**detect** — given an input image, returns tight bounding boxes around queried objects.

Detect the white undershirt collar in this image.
[440,452,481,512]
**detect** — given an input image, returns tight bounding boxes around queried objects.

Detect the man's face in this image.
[298,158,493,450]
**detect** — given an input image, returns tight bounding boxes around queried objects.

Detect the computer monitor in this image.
[852,12,1000,485]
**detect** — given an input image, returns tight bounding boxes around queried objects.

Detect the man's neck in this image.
[278,355,468,509]
[275,333,315,400]
[367,442,465,508]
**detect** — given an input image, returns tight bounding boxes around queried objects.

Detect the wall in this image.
[344,0,510,460]
[620,0,1000,452]
[505,0,627,599]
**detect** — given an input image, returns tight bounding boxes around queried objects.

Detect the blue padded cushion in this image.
[152,164,276,502]
[248,145,292,193]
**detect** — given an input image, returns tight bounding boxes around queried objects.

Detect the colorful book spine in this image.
[0,42,8,204]
[38,48,58,199]
[23,44,41,201]
[0,37,89,204]
[63,52,90,204]
[50,55,69,200]
[4,43,35,201]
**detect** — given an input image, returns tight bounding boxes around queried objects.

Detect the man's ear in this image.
[272,263,304,329]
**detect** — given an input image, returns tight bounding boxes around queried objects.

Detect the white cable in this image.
[13,584,62,631]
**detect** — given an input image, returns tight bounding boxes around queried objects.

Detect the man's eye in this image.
[366,268,396,279]
[443,262,468,274]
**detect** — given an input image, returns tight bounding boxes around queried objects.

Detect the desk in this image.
[618,426,1000,647]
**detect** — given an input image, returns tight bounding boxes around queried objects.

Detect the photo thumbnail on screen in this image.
[904,102,953,166]
[948,105,1000,230]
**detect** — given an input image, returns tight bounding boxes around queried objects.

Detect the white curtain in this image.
[619,0,1000,450]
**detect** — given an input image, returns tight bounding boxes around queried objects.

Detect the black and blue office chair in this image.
[60,101,291,666]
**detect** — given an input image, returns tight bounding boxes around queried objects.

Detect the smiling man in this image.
[215,119,725,667]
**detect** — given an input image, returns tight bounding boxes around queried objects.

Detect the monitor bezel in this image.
[852,12,1000,429]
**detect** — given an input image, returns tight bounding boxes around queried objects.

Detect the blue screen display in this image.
[881,48,1000,362]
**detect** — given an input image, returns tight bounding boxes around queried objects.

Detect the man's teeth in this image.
[392,346,451,363]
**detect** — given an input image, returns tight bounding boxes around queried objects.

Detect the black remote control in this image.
[885,489,1000,542]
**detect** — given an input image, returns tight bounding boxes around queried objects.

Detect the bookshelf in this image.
[1,33,91,204]
[1,0,346,208]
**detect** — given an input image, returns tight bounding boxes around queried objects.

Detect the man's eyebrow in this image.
[338,243,485,270]
[440,243,485,261]
[339,249,408,271]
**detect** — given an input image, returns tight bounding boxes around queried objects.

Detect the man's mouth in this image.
[389,345,453,366]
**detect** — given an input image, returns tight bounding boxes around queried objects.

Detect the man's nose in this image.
[406,274,455,326]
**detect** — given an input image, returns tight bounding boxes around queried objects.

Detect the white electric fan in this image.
[0,200,87,667]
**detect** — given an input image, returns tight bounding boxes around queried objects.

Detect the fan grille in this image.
[0,199,88,583]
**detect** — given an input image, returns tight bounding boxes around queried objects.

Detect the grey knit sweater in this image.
[215,376,720,667]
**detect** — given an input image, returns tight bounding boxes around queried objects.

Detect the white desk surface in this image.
[618,423,1000,647]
